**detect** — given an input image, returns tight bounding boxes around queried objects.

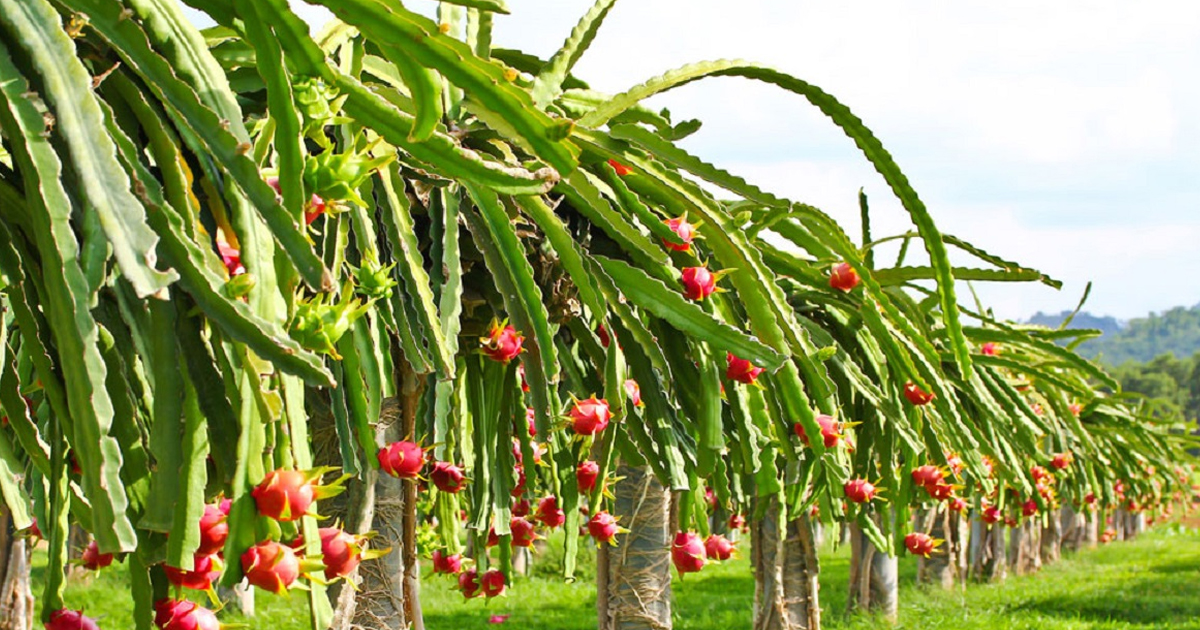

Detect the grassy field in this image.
[34,522,1200,629]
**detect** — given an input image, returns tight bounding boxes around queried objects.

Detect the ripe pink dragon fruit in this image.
[44,609,100,630]
[432,549,462,575]
[431,461,466,493]
[948,497,967,512]
[704,534,734,561]
[480,569,506,598]
[587,511,620,545]
[252,469,316,522]
[982,505,1001,524]
[81,540,113,571]
[164,553,221,591]
[843,478,877,504]
[904,532,938,558]
[241,541,300,594]
[1021,499,1039,517]
[680,266,718,301]
[911,465,944,488]
[512,498,531,518]
[154,599,219,630]
[458,568,481,599]
[535,496,566,528]
[197,503,229,556]
[319,527,362,579]
[480,321,524,363]
[510,517,538,548]
[378,441,425,479]
[576,460,600,493]
[795,415,842,448]
[569,397,611,435]
[671,531,706,574]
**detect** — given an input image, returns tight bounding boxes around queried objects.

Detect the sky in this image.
[192,1,1200,321]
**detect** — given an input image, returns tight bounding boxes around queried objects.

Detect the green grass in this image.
[35,524,1200,629]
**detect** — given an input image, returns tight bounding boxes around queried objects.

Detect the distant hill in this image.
[1026,304,1200,366]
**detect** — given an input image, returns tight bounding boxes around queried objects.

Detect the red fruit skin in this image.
[320,528,362,579]
[982,506,1001,524]
[216,241,245,277]
[1021,499,1039,517]
[26,518,42,540]
[587,512,619,544]
[902,382,935,406]
[154,599,220,630]
[662,216,695,252]
[911,465,944,488]
[197,504,229,556]
[623,379,643,407]
[510,518,538,548]
[607,159,633,176]
[523,407,537,437]
[904,533,936,558]
[512,498,531,518]
[945,454,965,476]
[596,325,611,348]
[241,541,300,594]
[725,353,765,385]
[795,415,841,448]
[926,483,954,501]
[44,609,100,630]
[980,342,999,356]
[843,479,877,504]
[480,569,506,598]
[164,553,220,591]
[728,513,747,531]
[1069,403,1082,416]
[1031,465,1049,482]
[680,266,717,301]
[481,322,524,363]
[432,550,462,575]
[704,487,717,509]
[948,497,967,512]
[704,534,734,561]
[576,460,600,493]
[1050,453,1073,470]
[458,568,481,599]
[252,469,316,522]
[671,531,706,574]
[431,461,466,493]
[535,497,566,529]
[81,540,114,571]
[378,441,424,479]
[569,397,611,435]
[829,262,860,292]
[1084,492,1097,505]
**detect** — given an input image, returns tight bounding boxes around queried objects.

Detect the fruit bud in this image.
[903,382,935,406]
[623,379,643,408]
[662,215,695,252]
[829,262,860,292]
[726,353,765,385]
[607,159,633,176]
